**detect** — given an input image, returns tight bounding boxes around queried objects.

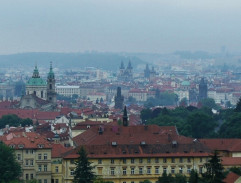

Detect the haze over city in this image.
[2,1,241,183]
[1,0,241,54]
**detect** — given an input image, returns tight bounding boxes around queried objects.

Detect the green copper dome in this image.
[26,66,47,86]
[26,78,47,86]
[181,81,190,86]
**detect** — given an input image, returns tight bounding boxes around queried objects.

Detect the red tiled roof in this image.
[224,172,240,183]
[35,111,60,120]
[222,157,241,166]
[52,144,72,158]
[63,145,210,159]
[200,139,241,152]
[73,125,183,146]
[72,120,104,131]
[68,125,211,159]
[0,132,52,149]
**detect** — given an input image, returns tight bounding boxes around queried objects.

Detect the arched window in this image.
[41,91,43,98]
[50,84,52,90]
[34,91,36,95]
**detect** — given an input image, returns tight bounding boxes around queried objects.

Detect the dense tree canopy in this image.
[0,114,33,129]
[0,142,22,182]
[158,172,187,183]
[140,96,241,138]
[144,106,218,138]
[144,92,178,108]
[199,98,220,110]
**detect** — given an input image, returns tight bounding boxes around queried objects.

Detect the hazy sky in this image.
[0,0,241,54]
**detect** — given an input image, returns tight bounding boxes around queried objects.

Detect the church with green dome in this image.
[17,63,57,111]
[26,65,47,99]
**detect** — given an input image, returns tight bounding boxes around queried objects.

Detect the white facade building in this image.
[55,86,80,97]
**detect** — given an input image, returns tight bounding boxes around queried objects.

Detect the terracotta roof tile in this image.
[223,172,240,183]
[0,132,52,149]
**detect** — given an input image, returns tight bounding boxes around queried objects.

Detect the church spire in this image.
[123,106,128,127]
[120,61,125,69]
[127,60,133,69]
[48,61,55,79]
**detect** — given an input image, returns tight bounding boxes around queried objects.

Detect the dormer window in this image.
[38,144,44,148]
[18,144,24,148]
[9,144,15,148]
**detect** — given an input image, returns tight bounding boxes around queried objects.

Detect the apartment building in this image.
[0,132,52,183]
[63,125,211,183]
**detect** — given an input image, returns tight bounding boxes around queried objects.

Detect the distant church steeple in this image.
[47,62,57,104]
[198,77,207,101]
[114,87,124,109]
[123,106,128,127]
[144,64,150,78]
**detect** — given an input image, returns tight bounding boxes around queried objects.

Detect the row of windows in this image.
[38,164,48,172]
[107,166,203,175]
[97,157,206,164]
[26,150,35,154]
[17,153,48,160]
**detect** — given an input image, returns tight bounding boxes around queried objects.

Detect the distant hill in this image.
[0,52,145,71]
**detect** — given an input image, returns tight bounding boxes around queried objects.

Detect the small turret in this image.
[32,65,40,78]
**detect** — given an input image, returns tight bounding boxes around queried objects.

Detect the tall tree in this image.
[202,151,225,183]
[235,97,241,112]
[0,142,22,182]
[189,169,199,183]
[73,146,95,183]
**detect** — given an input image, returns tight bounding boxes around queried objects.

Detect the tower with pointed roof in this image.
[144,64,150,78]
[199,77,207,101]
[47,62,57,104]
[118,60,133,82]
[123,106,128,126]
[114,87,124,109]
[126,60,133,78]
[25,65,47,100]
[119,61,125,75]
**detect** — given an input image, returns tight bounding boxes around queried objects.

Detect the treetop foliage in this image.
[0,114,33,129]
[74,146,95,183]
[141,97,241,138]
[0,142,22,183]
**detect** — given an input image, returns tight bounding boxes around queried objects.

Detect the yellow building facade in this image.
[62,156,209,183]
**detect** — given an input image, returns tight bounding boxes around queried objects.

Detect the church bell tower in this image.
[47,62,57,104]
